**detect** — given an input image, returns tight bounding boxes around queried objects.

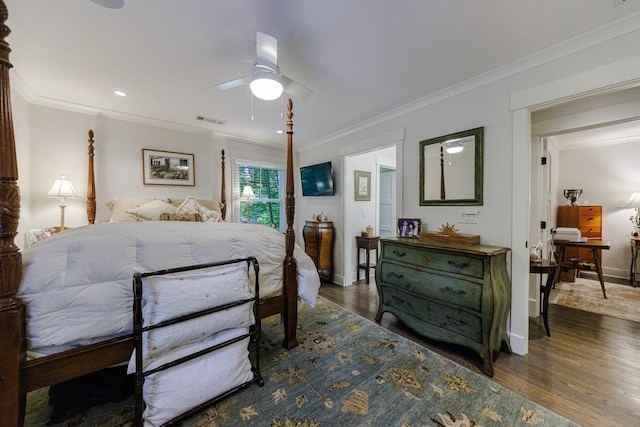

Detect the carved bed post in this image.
[283,98,298,349]
[220,149,227,221]
[0,2,25,425]
[86,130,96,224]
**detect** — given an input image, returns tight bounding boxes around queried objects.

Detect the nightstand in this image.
[356,236,379,284]
[630,236,640,287]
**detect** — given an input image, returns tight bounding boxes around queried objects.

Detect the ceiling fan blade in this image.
[256,32,278,66]
[282,75,313,100]
[215,75,251,91]
[90,0,124,9]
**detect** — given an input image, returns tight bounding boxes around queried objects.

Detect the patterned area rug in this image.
[550,278,640,322]
[26,297,578,426]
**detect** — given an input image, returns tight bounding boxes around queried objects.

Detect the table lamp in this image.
[241,184,255,223]
[623,191,640,234]
[47,175,79,231]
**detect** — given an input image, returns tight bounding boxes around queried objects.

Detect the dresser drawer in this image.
[382,243,484,279]
[579,225,601,238]
[379,262,482,311]
[380,286,482,342]
[579,206,601,217]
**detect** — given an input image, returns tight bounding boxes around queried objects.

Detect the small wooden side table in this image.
[356,236,379,284]
[630,237,640,287]
[530,259,557,337]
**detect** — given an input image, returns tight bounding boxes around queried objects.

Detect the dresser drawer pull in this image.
[441,286,467,296]
[388,271,404,280]
[447,260,470,269]
[446,316,467,326]
[392,250,407,257]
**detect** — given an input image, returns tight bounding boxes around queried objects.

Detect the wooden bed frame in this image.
[0,3,299,423]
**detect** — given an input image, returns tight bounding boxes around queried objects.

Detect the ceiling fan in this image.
[216,32,313,101]
[89,0,124,9]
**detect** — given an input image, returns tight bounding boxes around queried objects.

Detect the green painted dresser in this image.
[375,237,511,376]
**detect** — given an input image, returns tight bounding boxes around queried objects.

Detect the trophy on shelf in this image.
[563,189,583,206]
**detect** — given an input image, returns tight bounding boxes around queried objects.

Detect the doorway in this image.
[511,54,640,355]
[342,138,401,286]
[378,166,396,238]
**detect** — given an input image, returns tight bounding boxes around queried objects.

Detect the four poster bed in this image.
[0,3,318,424]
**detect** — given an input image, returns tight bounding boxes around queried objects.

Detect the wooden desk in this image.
[530,259,557,337]
[552,239,610,298]
[630,237,640,287]
[356,236,379,284]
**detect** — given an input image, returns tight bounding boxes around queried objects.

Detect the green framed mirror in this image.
[419,127,483,206]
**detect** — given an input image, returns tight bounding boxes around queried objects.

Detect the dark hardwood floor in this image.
[319,280,640,426]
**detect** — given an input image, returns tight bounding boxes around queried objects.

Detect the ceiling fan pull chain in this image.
[250,93,255,122]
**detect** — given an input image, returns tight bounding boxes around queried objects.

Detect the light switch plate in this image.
[458,209,478,224]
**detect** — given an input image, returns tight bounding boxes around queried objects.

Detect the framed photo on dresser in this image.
[397,218,421,238]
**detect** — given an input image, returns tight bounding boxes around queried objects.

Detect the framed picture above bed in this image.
[142,149,195,186]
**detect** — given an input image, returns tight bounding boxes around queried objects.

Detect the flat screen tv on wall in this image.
[300,161,335,196]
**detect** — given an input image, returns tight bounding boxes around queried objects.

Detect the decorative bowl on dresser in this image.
[375,237,512,376]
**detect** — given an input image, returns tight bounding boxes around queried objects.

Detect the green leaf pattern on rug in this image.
[271,416,321,427]
[441,374,477,394]
[521,408,545,424]
[272,388,286,404]
[239,405,258,421]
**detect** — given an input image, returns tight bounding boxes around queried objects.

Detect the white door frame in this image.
[376,164,396,239]
[510,54,640,355]
[340,129,405,286]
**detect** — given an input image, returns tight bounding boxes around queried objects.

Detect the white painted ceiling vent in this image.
[196,115,227,126]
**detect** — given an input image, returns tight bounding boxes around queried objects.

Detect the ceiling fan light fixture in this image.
[90,0,125,9]
[250,65,283,101]
[444,137,464,154]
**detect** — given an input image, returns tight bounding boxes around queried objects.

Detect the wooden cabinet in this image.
[303,221,334,283]
[375,237,511,377]
[556,205,602,280]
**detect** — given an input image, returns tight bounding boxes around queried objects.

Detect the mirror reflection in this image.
[419,127,483,206]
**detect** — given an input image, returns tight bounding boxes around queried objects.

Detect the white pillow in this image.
[125,199,177,221]
[176,196,221,222]
[138,263,253,356]
[134,331,254,427]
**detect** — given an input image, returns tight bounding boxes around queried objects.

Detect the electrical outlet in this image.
[458,209,478,224]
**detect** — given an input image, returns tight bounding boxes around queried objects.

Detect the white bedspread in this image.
[19,222,321,354]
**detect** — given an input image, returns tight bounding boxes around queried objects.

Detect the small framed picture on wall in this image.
[397,218,421,238]
[354,170,371,201]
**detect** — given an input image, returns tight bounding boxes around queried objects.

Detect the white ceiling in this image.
[5,0,640,150]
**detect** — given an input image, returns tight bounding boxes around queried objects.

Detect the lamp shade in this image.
[249,64,283,101]
[241,184,256,199]
[623,192,640,209]
[47,175,79,199]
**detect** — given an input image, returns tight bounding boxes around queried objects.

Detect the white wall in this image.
[298,26,640,354]
[12,96,289,247]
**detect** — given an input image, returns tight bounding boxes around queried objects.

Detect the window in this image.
[233,161,285,230]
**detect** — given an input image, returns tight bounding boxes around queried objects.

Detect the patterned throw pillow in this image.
[106,198,156,222]
[158,213,202,222]
[124,199,177,221]
[175,196,221,222]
